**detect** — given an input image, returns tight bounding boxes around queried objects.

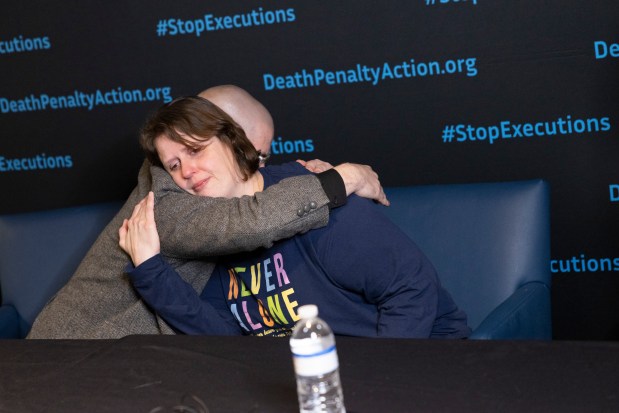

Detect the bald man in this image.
[28,86,386,338]
[199,85,273,164]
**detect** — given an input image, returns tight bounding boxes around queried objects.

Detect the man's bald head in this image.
[198,85,274,165]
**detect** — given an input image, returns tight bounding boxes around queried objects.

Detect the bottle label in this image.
[292,345,339,376]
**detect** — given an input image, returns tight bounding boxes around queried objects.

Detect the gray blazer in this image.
[27,161,330,338]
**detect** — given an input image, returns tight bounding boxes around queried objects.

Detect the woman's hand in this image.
[118,191,161,266]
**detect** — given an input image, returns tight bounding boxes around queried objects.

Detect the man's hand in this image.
[335,163,389,206]
[299,159,389,206]
[118,191,161,266]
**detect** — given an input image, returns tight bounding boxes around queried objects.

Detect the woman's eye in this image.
[190,146,203,156]
[169,162,179,171]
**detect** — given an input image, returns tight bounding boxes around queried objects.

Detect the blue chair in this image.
[380,180,551,339]
[0,180,550,340]
[0,202,121,338]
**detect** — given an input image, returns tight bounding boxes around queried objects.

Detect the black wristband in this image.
[317,168,347,209]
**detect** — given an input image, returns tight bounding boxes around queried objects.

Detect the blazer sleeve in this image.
[150,164,331,259]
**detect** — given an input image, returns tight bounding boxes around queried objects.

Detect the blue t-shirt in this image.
[129,162,470,339]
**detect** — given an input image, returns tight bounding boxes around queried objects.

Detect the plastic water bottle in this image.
[290,304,346,413]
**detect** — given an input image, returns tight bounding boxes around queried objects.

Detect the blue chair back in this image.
[0,202,121,337]
[381,180,551,339]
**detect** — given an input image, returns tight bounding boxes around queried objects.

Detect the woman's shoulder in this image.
[260,161,312,187]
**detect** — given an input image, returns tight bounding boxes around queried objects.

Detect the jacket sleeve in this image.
[150,164,331,259]
[127,254,242,335]
[309,196,441,338]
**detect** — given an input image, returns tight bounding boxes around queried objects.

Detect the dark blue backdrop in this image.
[1,1,618,339]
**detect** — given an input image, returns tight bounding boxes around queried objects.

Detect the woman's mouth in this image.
[192,178,209,193]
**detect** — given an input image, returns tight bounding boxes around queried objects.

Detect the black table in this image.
[1,335,618,412]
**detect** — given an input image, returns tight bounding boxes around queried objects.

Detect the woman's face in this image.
[155,132,244,198]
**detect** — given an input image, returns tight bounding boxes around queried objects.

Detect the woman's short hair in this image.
[140,95,260,181]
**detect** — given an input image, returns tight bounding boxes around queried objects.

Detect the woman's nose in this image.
[180,161,195,179]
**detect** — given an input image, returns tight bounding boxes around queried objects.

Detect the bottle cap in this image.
[297,304,318,319]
